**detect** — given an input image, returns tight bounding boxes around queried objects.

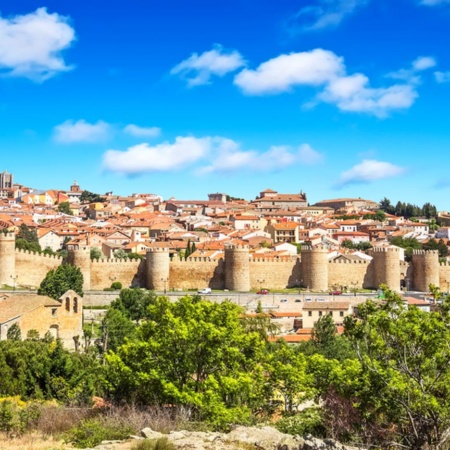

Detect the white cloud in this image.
[235,50,425,116]
[234,49,344,95]
[319,74,418,117]
[0,8,75,81]
[102,135,324,175]
[171,44,246,87]
[103,137,212,174]
[54,120,111,143]
[420,0,450,5]
[287,0,369,33]
[298,143,324,165]
[412,56,437,71]
[337,159,405,186]
[124,124,161,138]
[434,71,450,83]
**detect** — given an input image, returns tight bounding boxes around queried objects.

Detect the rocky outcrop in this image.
[89,426,363,450]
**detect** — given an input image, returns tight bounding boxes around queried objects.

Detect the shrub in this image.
[64,417,134,448]
[111,281,122,290]
[132,437,175,450]
[0,398,42,436]
[274,408,325,437]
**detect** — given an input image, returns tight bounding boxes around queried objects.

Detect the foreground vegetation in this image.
[2,287,450,449]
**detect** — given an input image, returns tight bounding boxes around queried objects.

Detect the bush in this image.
[0,398,42,436]
[111,281,122,290]
[132,437,175,450]
[65,417,134,448]
[274,408,325,437]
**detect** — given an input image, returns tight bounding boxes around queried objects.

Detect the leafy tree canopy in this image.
[38,264,84,299]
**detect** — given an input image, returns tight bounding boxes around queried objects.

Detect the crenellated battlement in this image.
[251,256,298,263]
[91,257,141,264]
[147,247,170,253]
[329,259,369,265]
[15,248,63,260]
[370,247,401,253]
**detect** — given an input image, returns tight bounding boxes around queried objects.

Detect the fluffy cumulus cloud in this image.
[54,120,111,143]
[103,137,212,174]
[234,49,344,95]
[234,49,434,117]
[124,124,161,138]
[102,136,324,175]
[287,0,369,33]
[434,71,450,83]
[319,74,418,117]
[0,8,75,81]
[336,159,405,187]
[171,44,246,87]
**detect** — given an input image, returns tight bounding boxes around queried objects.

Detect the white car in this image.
[198,288,212,294]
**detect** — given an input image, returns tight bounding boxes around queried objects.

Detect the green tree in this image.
[90,247,104,260]
[80,190,106,203]
[57,201,73,215]
[6,323,21,341]
[344,288,450,449]
[104,296,266,426]
[38,264,84,299]
[113,249,128,259]
[109,288,157,322]
[100,308,136,353]
[16,223,41,253]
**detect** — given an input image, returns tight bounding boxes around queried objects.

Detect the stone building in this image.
[0,289,82,350]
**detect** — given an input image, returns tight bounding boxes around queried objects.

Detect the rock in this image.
[141,427,165,440]
[225,426,302,450]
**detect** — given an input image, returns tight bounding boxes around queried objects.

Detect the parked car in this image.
[295,299,302,303]
[305,298,312,302]
[198,288,212,294]
[257,289,270,295]
[280,298,288,303]
[330,290,343,295]
[316,298,326,302]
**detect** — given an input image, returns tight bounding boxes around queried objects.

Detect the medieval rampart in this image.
[15,249,62,289]
[169,255,225,290]
[90,258,145,290]
[328,259,370,290]
[0,234,446,294]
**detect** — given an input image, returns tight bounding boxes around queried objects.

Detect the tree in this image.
[80,190,106,203]
[16,223,41,253]
[100,308,136,353]
[104,296,267,426]
[6,323,21,341]
[57,201,73,215]
[109,288,157,322]
[38,264,83,300]
[90,247,104,260]
[344,288,450,449]
[113,249,128,259]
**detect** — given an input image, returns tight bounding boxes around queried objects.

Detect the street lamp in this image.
[10,275,18,292]
[350,281,358,297]
[161,277,168,294]
[257,278,265,293]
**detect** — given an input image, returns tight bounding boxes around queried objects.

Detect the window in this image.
[340,311,344,317]
[51,308,57,317]
[65,297,70,311]
[73,298,78,313]
[319,311,322,317]
[328,311,333,316]
[308,311,312,317]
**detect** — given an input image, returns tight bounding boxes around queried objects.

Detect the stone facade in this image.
[0,236,448,293]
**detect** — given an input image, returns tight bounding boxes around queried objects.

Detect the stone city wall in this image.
[327,259,371,290]
[249,258,300,290]
[15,250,62,289]
[169,256,225,290]
[90,258,145,290]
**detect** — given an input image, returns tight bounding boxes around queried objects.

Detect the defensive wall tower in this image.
[225,244,250,292]
[411,249,440,292]
[0,232,15,287]
[369,247,401,292]
[146,247,170,291]
[301,245,328,292]
[67,246,91,291]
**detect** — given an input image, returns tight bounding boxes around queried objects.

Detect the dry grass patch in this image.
[0,432,67,450]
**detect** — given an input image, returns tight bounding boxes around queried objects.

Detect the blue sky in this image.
[1,0,450,208]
